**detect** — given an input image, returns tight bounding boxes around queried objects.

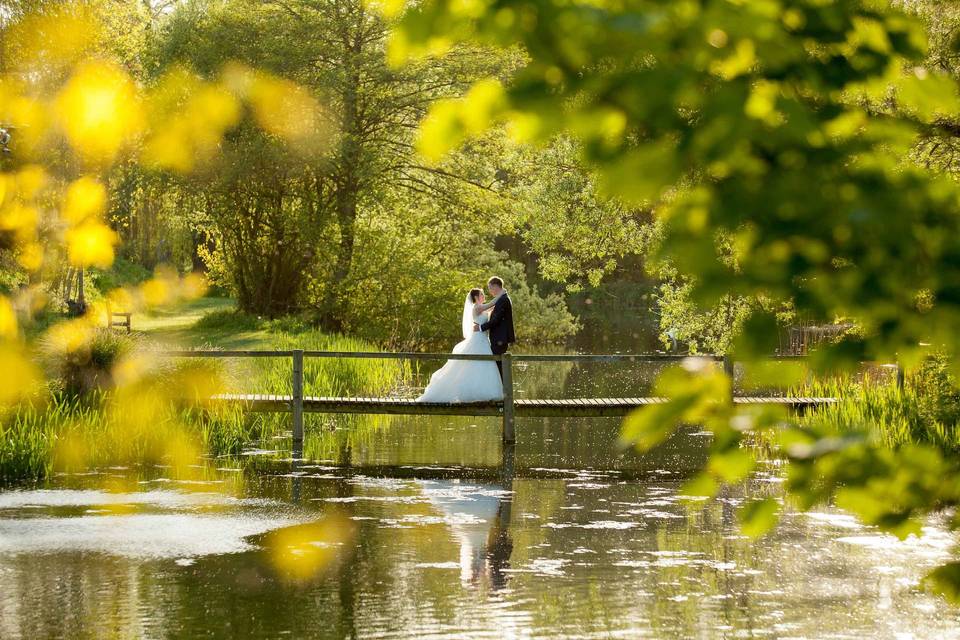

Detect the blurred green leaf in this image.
[708,447,755,483]
[620,397,696,453]
[680,472,718,499]
[924,562,960,604]
[741,360,807,390]
[738,497,780,538]
[733,311,780,360]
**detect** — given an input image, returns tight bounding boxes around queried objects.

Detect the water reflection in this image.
[416,443,516,590]
[1,460,959,638]
[2,352,960,638]
[418,479,513,588]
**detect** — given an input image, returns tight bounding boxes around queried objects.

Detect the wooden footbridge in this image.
[162,350,844,443]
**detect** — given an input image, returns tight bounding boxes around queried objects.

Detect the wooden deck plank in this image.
[209,394,836,417]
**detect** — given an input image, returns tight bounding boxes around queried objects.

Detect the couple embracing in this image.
[417,277,516,403]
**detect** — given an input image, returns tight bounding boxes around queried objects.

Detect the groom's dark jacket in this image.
[480,292,516,354]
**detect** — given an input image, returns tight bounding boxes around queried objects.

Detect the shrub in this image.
[194,309,262,332]
[42,327,138,397]
[89,257,152,293]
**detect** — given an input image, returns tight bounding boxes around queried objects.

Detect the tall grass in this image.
[0,388,257,484]
[231,330,412,450]
[801,355,960,452]
[0,313,413,483]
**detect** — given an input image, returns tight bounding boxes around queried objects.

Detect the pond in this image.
[0,356,958,638]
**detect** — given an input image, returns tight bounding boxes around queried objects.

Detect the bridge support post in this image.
[292,349,304,443]
[501,353,515,443]
[723,355,735,402]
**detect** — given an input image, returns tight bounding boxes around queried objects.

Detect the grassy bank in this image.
[0,299,412,483]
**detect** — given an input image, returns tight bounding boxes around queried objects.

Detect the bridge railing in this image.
[156,350,891,443]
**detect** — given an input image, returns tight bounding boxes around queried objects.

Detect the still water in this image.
[1,357,959,638]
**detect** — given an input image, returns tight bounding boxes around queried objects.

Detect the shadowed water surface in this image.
[1,357,959,638]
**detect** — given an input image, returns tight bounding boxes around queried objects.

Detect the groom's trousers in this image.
[492,345,507,380]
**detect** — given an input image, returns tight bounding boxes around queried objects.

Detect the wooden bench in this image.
[109,311,132,333]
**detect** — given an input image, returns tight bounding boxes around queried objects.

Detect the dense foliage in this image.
[8,0,960,604]
[385,0,960,600]
[0,0,589,348]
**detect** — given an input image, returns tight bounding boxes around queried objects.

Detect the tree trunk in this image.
[320,13,364,331]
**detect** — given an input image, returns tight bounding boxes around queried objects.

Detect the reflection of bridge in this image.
[163,350,846,443]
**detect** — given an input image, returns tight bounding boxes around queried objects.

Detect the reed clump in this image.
[803,354,960,452]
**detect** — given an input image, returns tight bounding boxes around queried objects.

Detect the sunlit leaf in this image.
[54,61,144,164]
[265,512,357,582]
[924,562,960,604]
[738,497,779,537]
[620,399,695,452]
[62,176,107,224]
[708,447,755,483]
[66,221,118,268]
[680,472,718,499]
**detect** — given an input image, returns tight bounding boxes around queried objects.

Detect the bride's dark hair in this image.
[469,288,483,303]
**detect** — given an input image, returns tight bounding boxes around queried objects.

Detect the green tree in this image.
[155,0,515,320]
[388,0,960,598]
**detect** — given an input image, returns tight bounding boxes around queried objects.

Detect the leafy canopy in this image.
[385,0,960,602]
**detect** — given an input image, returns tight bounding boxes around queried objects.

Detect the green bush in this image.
[194,308,263,333]
[913,353,960,430]
[89,257,152,294]
[42,328,138,397]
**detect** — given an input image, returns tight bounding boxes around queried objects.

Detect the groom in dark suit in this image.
[474,276,516,379]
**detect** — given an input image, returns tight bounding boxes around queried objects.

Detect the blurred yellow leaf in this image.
[66,220,117,268]
[461,79,506,133]
[181,272,209,299]
[416,79,505,162]
[711,39,756,79]
[3,9,100,71]
[111,353,153,388]
[144,69,242,172]
[17,242,43,271]
[15,166,48,199]
[0,203,39,239]
[225,65,324,147]
[106,287,134,311]
[266,512,356,582]
[45,319,95,355]
[141,277,172,307]
[745,81,783,126]
[0,344,40,406]
[0,297,17,339]
[54,61,144,164]
[63,176,107,224]
[365,0,406,19]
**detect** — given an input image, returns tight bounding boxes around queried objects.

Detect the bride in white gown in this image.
[417,288,504,403]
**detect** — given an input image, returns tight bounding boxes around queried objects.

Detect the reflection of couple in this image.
[418,479,513,590]
[417,276,516,403]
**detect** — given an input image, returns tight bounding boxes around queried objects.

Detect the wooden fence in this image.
[158,350,856,443]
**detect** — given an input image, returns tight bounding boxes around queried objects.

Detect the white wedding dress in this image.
[417,295,504,403]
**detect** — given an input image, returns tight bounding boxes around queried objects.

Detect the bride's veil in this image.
[462,292,474,340]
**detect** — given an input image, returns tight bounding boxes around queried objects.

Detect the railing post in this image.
[292,349,304,443]
[723,355,735,402]
[501,352,515,443]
